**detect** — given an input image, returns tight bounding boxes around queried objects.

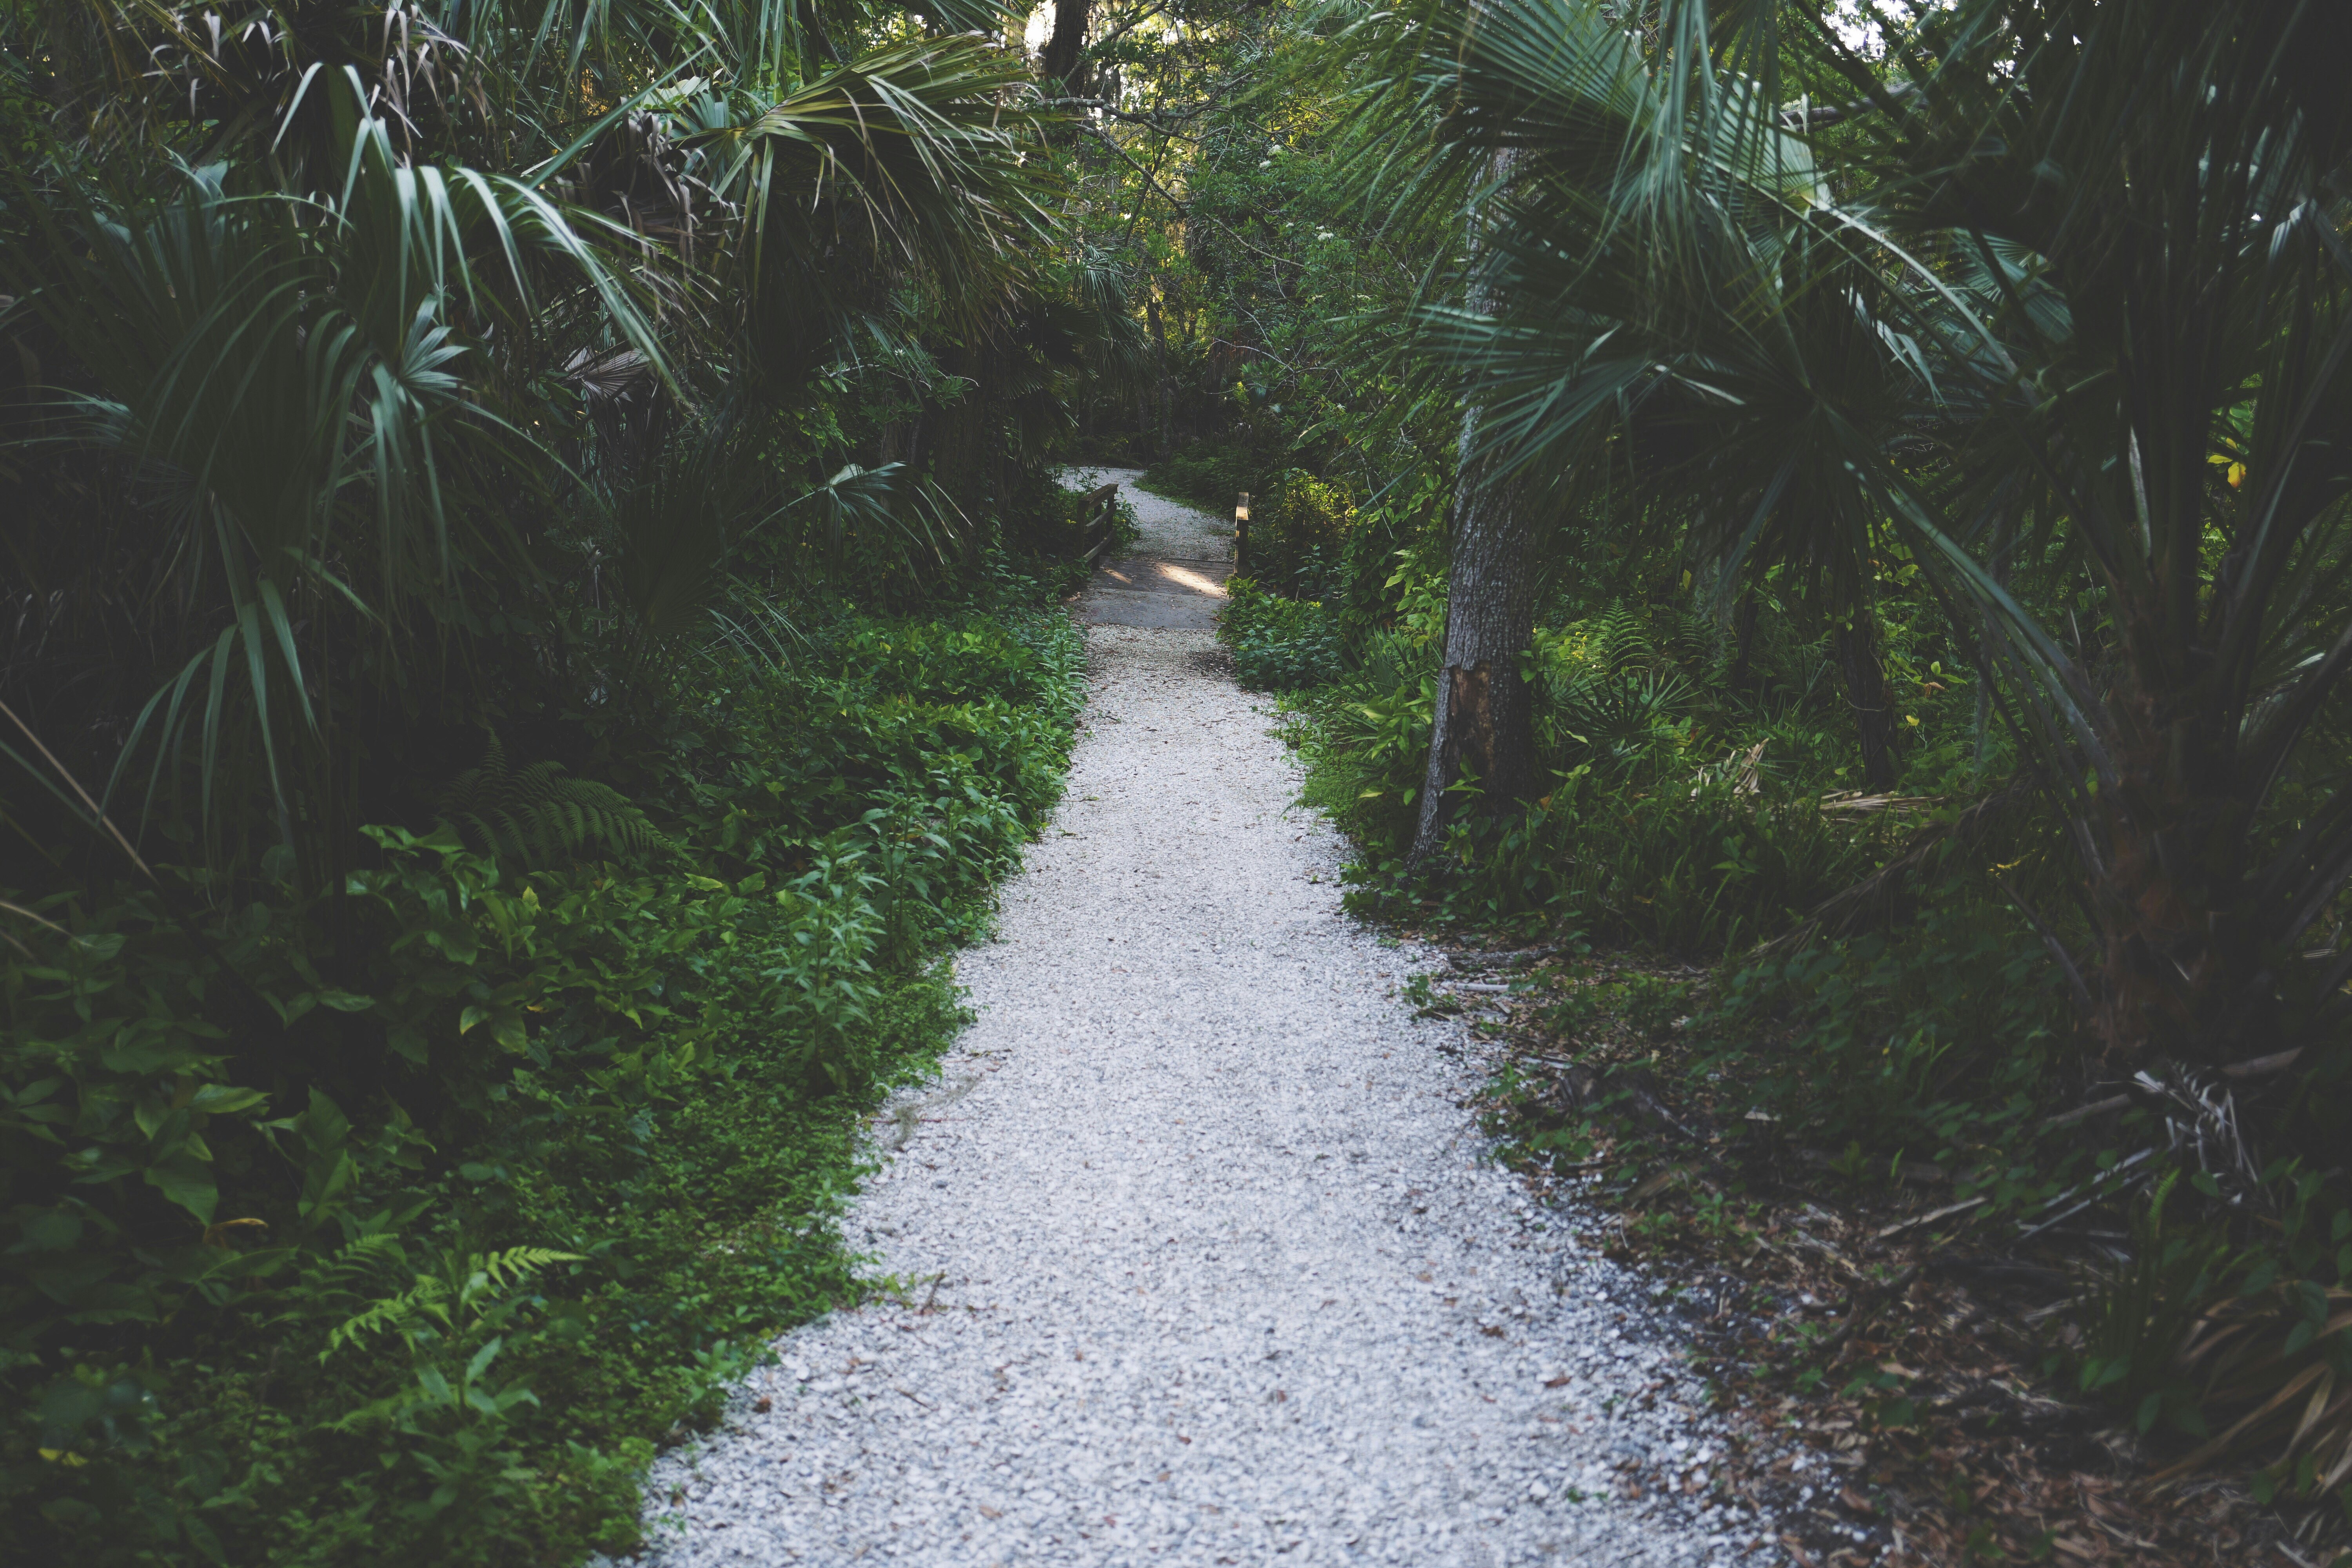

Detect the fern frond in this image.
[1579,604,1652,675]
[322,1275,449,1362]
[320,1245,584,1362]
[273,1230,412,1334]
[435,731,669,867]
[457,1246,587,1305]
[320,1231,408,1287]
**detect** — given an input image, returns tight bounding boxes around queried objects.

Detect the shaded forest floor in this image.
[1400,940,2333,1568]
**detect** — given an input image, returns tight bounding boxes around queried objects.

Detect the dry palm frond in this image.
[2157,1283,2352,1499]
[2130,1065,2263,1209]
[1816,789,1944,817]
[1688,738,1768,797]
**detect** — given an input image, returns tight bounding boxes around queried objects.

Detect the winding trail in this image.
[632,474,1769,1566]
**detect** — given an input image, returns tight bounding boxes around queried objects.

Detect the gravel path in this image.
[1063,465,1235,630]
[628,480,1777,1566]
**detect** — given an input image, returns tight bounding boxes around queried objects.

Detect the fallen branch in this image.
[1448,945,1563,971]
[2014,1148,2158,1241]
[2220,1047,2303,1080]
[1874,1197,1987,1240]
[1927,1254,2070,1294]
[2041,1094,2129,1131]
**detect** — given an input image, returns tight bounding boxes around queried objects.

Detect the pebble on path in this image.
[626,481,1782,1567]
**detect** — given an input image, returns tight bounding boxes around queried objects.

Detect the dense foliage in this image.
[0,0,1114,1558]
[2,590,1084,1564]
[13,0,2352,1553]
[1158,0,2352,1528]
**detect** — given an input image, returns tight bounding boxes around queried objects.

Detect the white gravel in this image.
[626,489,1780,1567]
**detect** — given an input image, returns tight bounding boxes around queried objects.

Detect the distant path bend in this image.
[632,475,1764,1567]
[1065,465,1235,632]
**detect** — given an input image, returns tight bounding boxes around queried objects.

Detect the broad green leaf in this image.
[187,1085,270,1116]
[142,1148,219,1226]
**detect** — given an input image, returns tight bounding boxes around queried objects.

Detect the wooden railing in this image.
[1078,483,1120,570]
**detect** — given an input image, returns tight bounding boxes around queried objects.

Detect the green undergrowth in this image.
[1243,569,2136,1200]
[1135,437,1263,512]
[1255,584,1971,951]
[1218,577,1344,690]
[1009,468,1142,569]
[1236,566,2052,1154]
[3,596,1085,1566]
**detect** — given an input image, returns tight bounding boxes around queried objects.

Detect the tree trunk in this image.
[2087,695,2265,1070]
[1832,614,1901,793]
[1041,0,1090,90]
[878,414,918,469]
[1147,289,1171,459]
[1407,138,1541,872]
[1407,404,1540,869]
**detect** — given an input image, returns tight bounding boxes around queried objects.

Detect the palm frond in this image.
[678,34,1064,374]
[1357,0,2352,1064]
[11,76,679,872]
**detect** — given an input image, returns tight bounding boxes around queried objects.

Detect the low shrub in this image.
[1241,470,1354,596]
[1,602,1084,1566]
[1699,886,2071,1152]
[1137,437,1261,511]
[1292,595,1904,945]
[1217,577,1344,691]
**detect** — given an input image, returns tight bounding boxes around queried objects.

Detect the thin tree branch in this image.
[1084,123,1185,214]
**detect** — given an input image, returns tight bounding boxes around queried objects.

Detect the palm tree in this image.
[1359,0,2352,1080]
[1331,1,1563,865]
[4,1,1067,894]
[13,82,669,875]
[1864,0,2352,1074]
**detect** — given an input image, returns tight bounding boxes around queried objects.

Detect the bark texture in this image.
[1041,0,1090,89]
[2089,691,2267,1070]
[1406,406,1539,869]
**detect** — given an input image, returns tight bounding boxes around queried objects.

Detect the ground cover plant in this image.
[1133,437,1263,512]
[3,590,1085,1566]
